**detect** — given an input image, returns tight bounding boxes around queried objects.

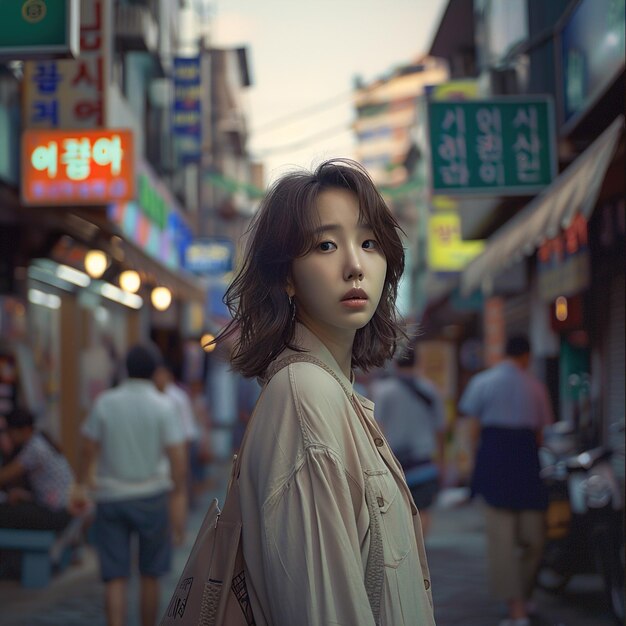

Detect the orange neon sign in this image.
[21,128,135,206]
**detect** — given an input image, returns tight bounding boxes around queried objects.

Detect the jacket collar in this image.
[277,323,355,396]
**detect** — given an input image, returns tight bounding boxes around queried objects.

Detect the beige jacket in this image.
[238,324,435,626]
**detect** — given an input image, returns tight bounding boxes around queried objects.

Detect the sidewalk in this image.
[428,488,616,626]
[0,464,231,626]
[0,483,617,625]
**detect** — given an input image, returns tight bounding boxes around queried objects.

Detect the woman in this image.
[216,159,436,625]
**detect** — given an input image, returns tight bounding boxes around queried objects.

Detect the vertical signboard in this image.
[427,97,556,195]
[537,214,591,302]
[22,0,110,128]
[107,160,193,270]
[173,56,202,163]
[483,296,505,366]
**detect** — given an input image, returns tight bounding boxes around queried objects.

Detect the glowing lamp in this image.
[201,333,216,353]
[119,270,141,293]
[151,286,172,311]
[84,250,108,278]
[555,296,568,322]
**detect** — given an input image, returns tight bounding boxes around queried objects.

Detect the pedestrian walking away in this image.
[458,335,555,626]
[154,362,202,508]
[71,343,188,626]
[372,343,446,537]
[209,158,436,626]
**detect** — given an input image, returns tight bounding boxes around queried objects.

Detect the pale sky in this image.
[208,0,449,184]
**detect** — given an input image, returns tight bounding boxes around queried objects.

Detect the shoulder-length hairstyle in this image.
[215,158,406,378]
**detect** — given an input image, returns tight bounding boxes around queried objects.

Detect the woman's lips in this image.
[341,298,368,309]
[341,288,368,309]
[341,288,368,301]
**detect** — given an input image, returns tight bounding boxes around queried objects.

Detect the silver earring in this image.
[288,295,296,322]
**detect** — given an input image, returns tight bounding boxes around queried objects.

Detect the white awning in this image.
[461,115,624,295]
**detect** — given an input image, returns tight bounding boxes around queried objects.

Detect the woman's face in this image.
[287,187,387,344]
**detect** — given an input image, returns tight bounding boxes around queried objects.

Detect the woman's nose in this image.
[344,247,364,281]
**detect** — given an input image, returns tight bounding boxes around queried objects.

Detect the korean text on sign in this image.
[436,106,470,187]
[428,97,556,194]
[22,129,134,206]
[475,106,504,186]
[512,106,542,183]
[23,0,107,128]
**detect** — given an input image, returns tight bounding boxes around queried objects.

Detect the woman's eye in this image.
[318,241,337,252]
[363,239,378,250]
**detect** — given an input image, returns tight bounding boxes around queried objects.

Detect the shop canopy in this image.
[461,115,624,296]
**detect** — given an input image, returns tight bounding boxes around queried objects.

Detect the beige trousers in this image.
[484,504,546,601]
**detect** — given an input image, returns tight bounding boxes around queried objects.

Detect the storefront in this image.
[0,135,205,469]
[460,116,624,443]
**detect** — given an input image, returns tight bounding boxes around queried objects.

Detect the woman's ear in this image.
[285,277,295,298]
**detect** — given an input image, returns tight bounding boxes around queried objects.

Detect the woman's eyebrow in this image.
[313,222,373,235]
[312,223,340,235]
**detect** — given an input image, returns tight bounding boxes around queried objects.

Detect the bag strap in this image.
[223,353,383,625]
[397,376,434,409]
[219,355,317,522]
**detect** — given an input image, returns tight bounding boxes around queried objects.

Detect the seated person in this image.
[0,409,75,531]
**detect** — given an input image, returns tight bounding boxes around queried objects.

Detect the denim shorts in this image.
[410,478,440,510]
[94,492,171,581]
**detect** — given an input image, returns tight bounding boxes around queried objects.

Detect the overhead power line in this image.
[254,123,353,156]
[251,90,353,135]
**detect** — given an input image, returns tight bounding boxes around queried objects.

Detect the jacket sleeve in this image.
[260,445,376,626]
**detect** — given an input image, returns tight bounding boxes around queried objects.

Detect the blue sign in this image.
[184,238,234,276]
[168,212,193,267]
[173,57,201,162]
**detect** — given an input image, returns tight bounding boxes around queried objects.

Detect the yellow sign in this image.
[430,79,479,101]
[428,212,485,272]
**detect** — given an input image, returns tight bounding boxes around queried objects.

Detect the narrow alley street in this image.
[0,479,615,626]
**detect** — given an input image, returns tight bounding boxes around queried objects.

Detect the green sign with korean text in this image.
[427,97,556,195]
[0,0,79,59]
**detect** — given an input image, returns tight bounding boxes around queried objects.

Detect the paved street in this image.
[0,481,617,626]
[428,489,616,626]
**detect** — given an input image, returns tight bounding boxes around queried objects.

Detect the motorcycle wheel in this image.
[536,565,571,593]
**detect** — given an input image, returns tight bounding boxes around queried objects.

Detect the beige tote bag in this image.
[160,473,254,626]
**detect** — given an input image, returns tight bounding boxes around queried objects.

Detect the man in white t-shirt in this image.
[154,363,201,505]
[72,343,186,626]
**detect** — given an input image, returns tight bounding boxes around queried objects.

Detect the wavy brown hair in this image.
[214,158,406,378]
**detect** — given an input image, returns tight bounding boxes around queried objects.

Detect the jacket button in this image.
[374,437,384,447]
[411,504,418,516]
[424,579,431,590]
[377,496,385,507]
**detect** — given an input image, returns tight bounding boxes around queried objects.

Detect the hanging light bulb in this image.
[84,250,108,278]
[119,270,141,293]
[151,286,172,311]
[555,296,568,322]
[201,333,216,353]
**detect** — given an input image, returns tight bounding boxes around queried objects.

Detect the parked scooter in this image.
[538,420,625,624]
